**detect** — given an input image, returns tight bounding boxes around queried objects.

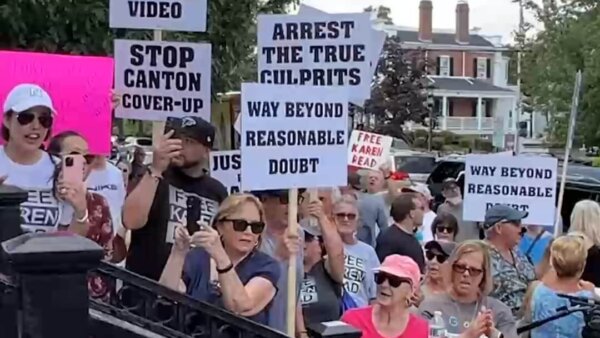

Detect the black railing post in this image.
[308,321,362,338]
[2,232,104,338]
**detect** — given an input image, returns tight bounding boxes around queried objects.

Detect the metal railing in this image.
[442,117,496,131]
[90,262,287,338]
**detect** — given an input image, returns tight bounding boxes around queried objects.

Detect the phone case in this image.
[186,196,201,234]
[62,154,85,184]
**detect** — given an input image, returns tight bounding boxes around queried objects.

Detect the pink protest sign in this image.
[0,51,114,155]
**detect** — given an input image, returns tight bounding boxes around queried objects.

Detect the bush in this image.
[593,157,600,167]
[431,136,445,150]
[413,136,427,148]
[413,129,428,139]
[438,131,457,144]
[475,139,493,152]
[459,137,473,149]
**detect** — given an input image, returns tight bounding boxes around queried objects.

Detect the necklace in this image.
[451,296,480,329]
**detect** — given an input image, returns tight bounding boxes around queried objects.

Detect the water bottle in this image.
[429,311,447,338]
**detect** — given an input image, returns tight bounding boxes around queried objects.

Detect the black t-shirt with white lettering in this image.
[126,168,228,281]
[375,225,425,273]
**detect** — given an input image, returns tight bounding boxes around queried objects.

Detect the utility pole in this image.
[423,55,435,152]
[514,0,525,154]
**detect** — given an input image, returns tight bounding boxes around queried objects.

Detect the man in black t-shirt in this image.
[123,117,227,281]
[375,193,426,273]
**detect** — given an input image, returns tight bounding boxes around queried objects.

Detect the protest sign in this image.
[463,154,558,226]
[297,4,385,106]
[257,12,372,102]
[210,150,241,194]
[0,51,113,154]
[240,83,348,191]
[114,40,211,122]
[109,0,207,32]
[348,130,392,170]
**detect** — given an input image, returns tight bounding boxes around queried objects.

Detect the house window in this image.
[437,56,452,76]
[474,57,491,79]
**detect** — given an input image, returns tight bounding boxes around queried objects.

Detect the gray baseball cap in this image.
[483,204,528,230]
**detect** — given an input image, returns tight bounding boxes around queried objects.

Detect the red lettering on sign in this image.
[351,143,358,152]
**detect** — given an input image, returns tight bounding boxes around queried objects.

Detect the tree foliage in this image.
[0,0,297,95]
[517,0,600,145]
[363,5,393,24]
[364,36,429,141]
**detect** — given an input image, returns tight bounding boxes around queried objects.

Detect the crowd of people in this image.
[3,82,600,338]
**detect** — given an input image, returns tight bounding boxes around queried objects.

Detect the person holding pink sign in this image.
[1,83,89,234]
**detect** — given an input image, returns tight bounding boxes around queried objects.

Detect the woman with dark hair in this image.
[1,84,85,233]
[431,212,459,242]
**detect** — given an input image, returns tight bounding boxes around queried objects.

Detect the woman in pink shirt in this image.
[341,255,428,338]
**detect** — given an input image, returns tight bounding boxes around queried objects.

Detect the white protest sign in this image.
[240,83,348,191]
[297,4,386,106]
[348,130,392,170]
[257,12,372,102]
[463,154,558,226]
[114,40,211,121]
[210,150,241,194]
[109,0,207,32]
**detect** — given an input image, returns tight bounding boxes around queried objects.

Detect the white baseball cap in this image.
[3,84,56,114]
[401,182,432,200]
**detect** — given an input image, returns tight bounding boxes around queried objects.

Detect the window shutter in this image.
[436,57,441,75]
[450,57,455,76]
[449,100,454,116]
[472,59,477,78]
[472,100,477,117]
[486,59,492,78]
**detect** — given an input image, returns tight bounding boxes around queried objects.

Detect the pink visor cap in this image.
[374,255,421,292]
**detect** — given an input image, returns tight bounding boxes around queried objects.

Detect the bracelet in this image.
[217,262,234,274]
[76,209,89,223]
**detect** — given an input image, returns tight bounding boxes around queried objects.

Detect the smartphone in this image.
[186,196,201,234]
[164,117,179,137]
[62,154,85,185]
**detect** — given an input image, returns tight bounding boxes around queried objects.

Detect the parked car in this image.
[389,150,437,183]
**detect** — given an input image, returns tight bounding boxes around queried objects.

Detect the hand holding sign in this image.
[152,130,183,173]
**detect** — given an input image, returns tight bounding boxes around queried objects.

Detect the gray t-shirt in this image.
[356,193,389,246]
[260,230,304,333]
[438,201,480,242]
[343,241,380,307]
[418,293,518,338]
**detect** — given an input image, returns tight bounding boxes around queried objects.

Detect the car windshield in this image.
[394,156,436,174]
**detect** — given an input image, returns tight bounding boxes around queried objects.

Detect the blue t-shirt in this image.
[519,232,553,266]
[183,248,281,325]
[531,283,593,338]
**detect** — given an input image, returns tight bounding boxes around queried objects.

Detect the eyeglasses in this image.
[16,111,53,129]
[436,226,455,234]
[452,263,484,277]
[220,219,265,234]
[335,213,357,221]
[374,272,412,288]
[425,251,448,263]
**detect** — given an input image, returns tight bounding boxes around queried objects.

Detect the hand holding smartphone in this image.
[186,196,201,234]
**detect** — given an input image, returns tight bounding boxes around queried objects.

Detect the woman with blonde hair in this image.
[419,240,517,338]
[529,234,595,338]
[159,193,283,325]
[569,200,600,286]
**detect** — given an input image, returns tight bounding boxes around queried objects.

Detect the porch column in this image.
[477,96,483,130]
[442,96,448,130]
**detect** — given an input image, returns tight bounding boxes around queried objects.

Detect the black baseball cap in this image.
[483,204,528,230]
[165,116,215,149]
[425,240,457,256]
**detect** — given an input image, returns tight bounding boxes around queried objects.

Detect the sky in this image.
[299,0,542,44]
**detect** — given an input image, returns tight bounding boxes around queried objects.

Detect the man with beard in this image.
[123,117,227,280]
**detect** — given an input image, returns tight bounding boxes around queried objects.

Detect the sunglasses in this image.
[67,152,95,165]
[425,251,448,263]
[16,111,53,129]
[436,226,455,234]
[335,213,357,221]
[374,272,412,288]
[221,219,265,234]
[452,263,484,277]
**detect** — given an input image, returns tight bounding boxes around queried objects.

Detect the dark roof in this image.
[397,30,495,47]
[428,77,514,93]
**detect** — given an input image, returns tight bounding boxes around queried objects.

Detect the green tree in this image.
[364,36,429,142]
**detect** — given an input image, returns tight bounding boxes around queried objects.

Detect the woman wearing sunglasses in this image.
[421,240,456,300]
[342,255,428,338]
[159,193,281,325]
[0,84,75,234]
[419,241,518,338]
[431,212,459,242]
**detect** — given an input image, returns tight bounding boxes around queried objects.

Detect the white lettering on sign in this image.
[165,185,218,243]
[210,150,241,195]
[114,40,211,122]
[20,190,61,233]
[109,0,207,32]
[463,154,558,227]
[240,83,348,191]
[347,130,392,170]
[257,12,372,102]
